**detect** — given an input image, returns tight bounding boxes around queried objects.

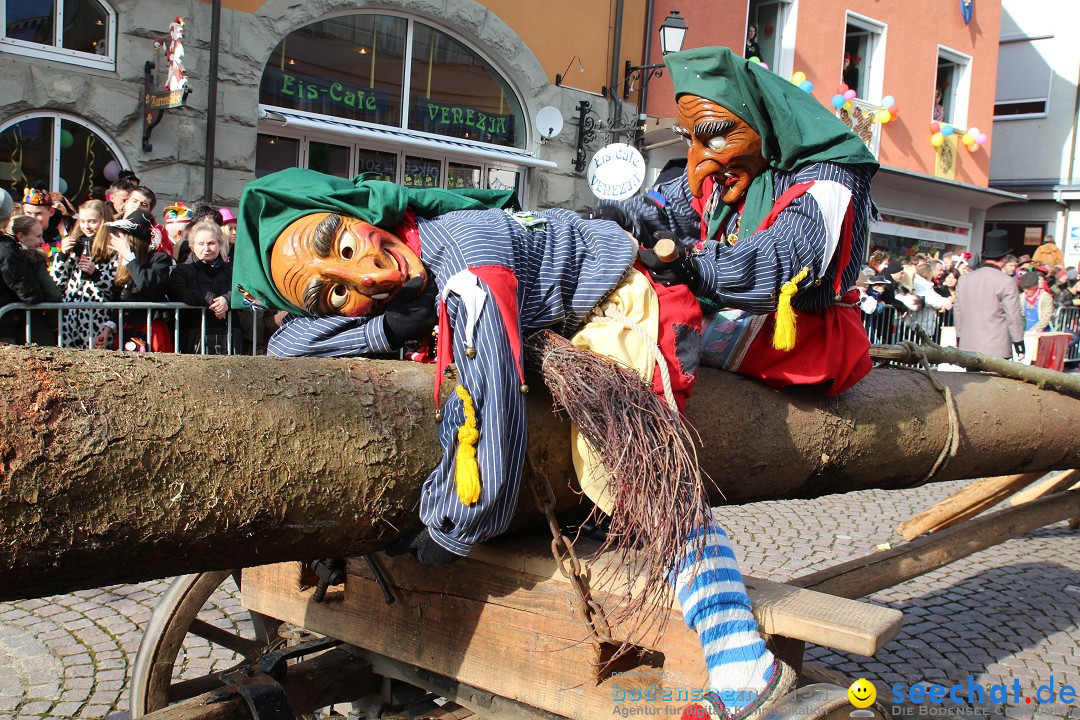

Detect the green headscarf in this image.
[664,46,878,241]
[231,168,519,313]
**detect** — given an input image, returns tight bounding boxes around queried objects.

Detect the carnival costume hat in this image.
[106,209,155,242]
[22,184,52,207]
[663,46,879,241]
[231,168,518,313]
[981,229,1011,260]
[163,201,194,223]
[218,208,237,225]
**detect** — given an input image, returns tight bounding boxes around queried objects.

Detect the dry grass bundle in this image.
[524,330,712,653]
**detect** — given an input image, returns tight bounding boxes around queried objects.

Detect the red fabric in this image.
[634,260,702,413]
[120,318,175,353]
[752,181,815,233]
[467,265,524,385]
[393,209,423,260]
[736,289,870,396]
[433,301,454,412]
[691,176,715,242]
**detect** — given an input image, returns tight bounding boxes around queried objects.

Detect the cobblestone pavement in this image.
[0,479,1077,720]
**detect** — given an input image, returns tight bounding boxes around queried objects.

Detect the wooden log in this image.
[896,473,1045,540]
[2,345,1080,601]
[790,489,1080,599]
[1008,470,1079,505]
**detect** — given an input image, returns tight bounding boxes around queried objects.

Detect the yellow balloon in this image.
[843,100,854,110]
[875,109,892,124]
[930,132,945,147]
[962,133,976,146]
[791,71,807,85]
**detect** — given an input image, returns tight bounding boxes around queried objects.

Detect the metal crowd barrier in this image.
[1052,306,1080,363]
[0,301,265,355]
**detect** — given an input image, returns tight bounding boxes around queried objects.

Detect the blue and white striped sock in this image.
[672,522,775,709]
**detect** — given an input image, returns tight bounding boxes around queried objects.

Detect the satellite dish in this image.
[536,106,564,140]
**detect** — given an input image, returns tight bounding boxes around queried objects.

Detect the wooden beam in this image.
[791,490,1080,599]
[896,473,1044,540]
[1009,470,1079,506]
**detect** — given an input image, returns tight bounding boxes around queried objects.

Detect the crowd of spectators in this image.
[0,174,260,353]
[857,236,1080,358]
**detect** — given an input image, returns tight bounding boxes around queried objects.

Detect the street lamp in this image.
[622,10,688,100]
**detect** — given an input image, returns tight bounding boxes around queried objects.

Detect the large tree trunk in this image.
[1,345,1078,601]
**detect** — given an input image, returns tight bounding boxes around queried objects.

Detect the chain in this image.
[524,453,612,648]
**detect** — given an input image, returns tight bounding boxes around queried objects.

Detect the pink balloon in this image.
[103,159,121,183]
[843,89,857,101]
[975,133,988,145]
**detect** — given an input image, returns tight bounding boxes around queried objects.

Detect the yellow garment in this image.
[569,267,661,516]
[454,384,481,505]
[772,266,810,351]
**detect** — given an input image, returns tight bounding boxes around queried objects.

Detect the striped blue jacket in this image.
[269,208,634,555]
[617,162,876,314]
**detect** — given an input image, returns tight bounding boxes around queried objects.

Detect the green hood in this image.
[231,168,519,313]
[664,46,878,240]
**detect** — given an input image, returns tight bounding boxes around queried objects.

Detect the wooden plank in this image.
[896,473,1045,540]
[793,489,1080,599]
[473,534,902,656]
[1009,470,1078,505]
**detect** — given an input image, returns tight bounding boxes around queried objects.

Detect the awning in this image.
[259,106,557,170]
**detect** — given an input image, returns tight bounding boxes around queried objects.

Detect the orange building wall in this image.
[793,0,1000,187]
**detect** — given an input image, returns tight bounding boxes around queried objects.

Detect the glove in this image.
[595,201,669,249]
[385,528,459,566]
[1013,341,1026,358]
[383,275,438,347]
[637,239,693,287]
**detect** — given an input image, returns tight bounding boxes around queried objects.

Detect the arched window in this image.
[0,113,128,205]
[1,0,116,71]
[257,12,550,201]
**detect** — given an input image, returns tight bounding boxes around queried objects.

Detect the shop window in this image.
[355,148,397,180]
[261,13,526,149]
[934,48,971,126]
[308,141,350,178]
[255,134,299,178]
[995,36,1052,118]
[0,113,126,205]
[446,162,481,189]
[843,14,886,101]
[402,155,441,188]
[487,167,518,193]
[1,0,115,71]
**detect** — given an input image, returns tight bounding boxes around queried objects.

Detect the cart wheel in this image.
[129,570,282,718]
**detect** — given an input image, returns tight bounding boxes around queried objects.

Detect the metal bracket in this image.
[573,100,598,173]
[220,668,296,720]
[623,60,664,100]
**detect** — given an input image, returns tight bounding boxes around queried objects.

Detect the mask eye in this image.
[328,285,349,310]
[339,234,357,260]
[707,135,728,151]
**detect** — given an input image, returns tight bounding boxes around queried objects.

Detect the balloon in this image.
[57,177,68,194]
[759,62,769,70]
[799,80,814,93]
[941,124,955,136]
[749,56,761,64]
[843,100,854,111]
[882,95,895,109]
[929,122,941,134]
[843,89,857,100]
[838,83,849,94]
[59,129,74,148]
[832,94,846,109]
[966,139,979,152]
[975,133,988,145]
[791,71,807,84]
[968,127,980,136]
[876,109,892,124]
[962,133,976,146]
[930,132,945,147]
[103,159,120,182]
[888,104,899,117]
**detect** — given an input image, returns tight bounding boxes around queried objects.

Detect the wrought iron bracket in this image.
[623,60,664,100]
[573,100,598,173]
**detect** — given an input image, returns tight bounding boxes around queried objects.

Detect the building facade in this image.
[0,0,651,212]
[637,0,1019,261]
[986,0,1080,269]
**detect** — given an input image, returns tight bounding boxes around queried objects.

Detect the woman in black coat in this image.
[167,220,237,354]
[102,209,174,351]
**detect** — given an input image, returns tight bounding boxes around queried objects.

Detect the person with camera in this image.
[50,199,119,348]
[167,220,239,354]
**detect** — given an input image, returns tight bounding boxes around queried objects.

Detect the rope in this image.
[600,304,678,412]
[897,340,961,485]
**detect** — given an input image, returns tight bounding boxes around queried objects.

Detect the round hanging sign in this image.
[587,143,645,201]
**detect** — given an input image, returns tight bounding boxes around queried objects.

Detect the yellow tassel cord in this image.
[454,384,481,505]
[772,266,811,352]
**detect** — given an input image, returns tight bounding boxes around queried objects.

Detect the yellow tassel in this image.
[772,266,811,352]
[454,384,481,506]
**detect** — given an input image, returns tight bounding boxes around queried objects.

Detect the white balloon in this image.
[103,159,121,182]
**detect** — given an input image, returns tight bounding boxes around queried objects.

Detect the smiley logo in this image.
[848,678,876,708]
